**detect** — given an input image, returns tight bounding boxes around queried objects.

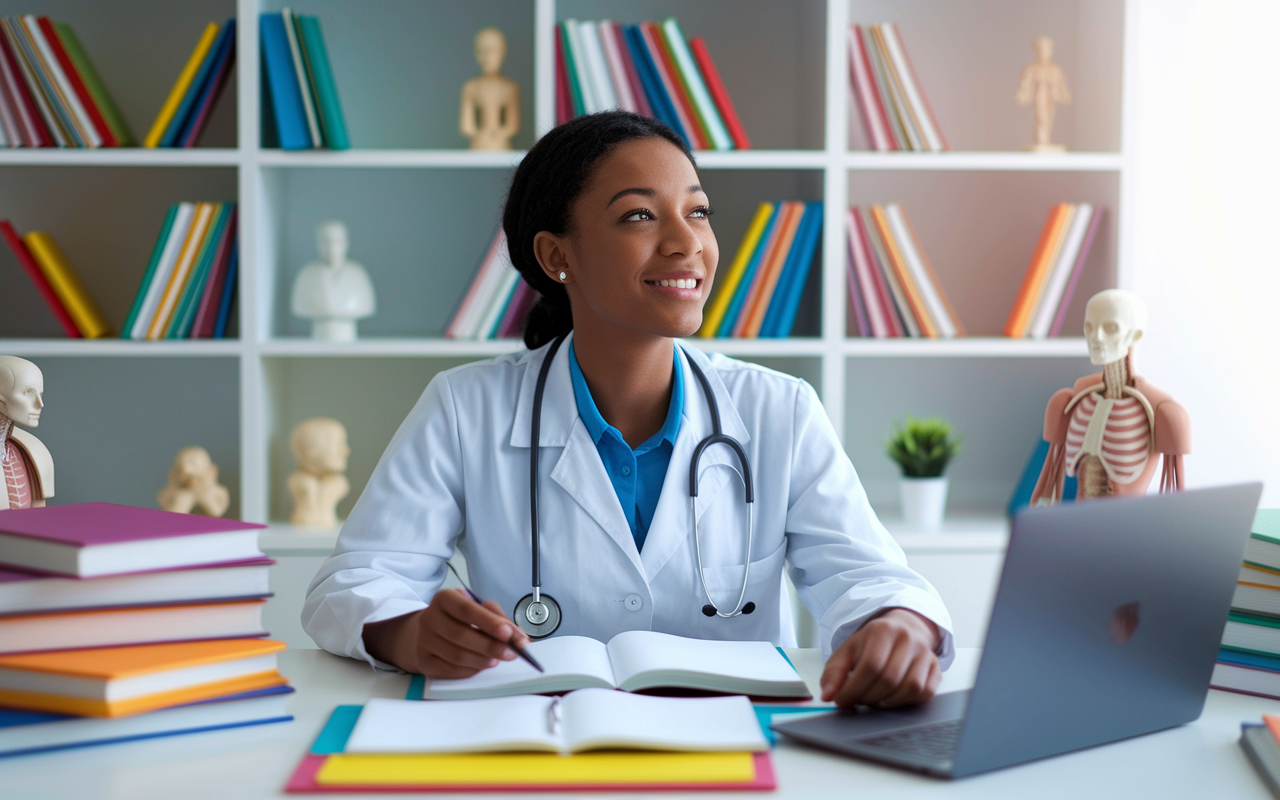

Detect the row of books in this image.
[848,23,946,152]
[142,19,236,149]
[1003,203,1102,339]
[0,220,111,338]
[698,201,822,339]
[261,10,350,151]
[0,15,133,148]
[123,202,239,340]
[1211,511,1280,702]
[0,502,291,758]
[445,230,537,341]
[846,204,963,338]
[557,19,749,151]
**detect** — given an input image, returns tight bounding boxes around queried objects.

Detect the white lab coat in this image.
[302,334,954,669]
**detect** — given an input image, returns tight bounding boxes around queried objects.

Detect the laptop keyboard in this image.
[853,719,962,762]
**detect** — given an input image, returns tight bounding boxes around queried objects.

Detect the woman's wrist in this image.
[362,608,426,671]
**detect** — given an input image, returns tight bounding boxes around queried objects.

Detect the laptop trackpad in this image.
[772,689,970,742]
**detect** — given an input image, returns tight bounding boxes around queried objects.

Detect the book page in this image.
[346,696,561,753]
[561,688,767,753]
[607,631,808,697]
[421,635,615,700]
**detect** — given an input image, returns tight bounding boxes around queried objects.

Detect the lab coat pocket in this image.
[698,538,787,613]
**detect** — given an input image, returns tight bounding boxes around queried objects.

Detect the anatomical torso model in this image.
[0,356,53,509]
[1032,290,1190,504]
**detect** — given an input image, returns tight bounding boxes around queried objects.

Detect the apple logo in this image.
[1110,602,1140,645]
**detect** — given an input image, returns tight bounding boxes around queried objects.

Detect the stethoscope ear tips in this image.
[742,602,756,615]
[702,602,756,617]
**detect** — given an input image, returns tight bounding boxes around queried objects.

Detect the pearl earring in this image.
[559,271,567,281]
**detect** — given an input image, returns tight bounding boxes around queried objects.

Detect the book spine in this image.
[613,23,650,118]
[624,25,680,141]
[259,14,310,150]
[771,202,824,337]
[562,21,597,114]
[1029,203,1092,339]
[143,22,219,148]
[0,24,47,146]
[882,22,947,151]
[661,19,731,150]
[553,26,573,124]
[149,202,213,339]
[444,233,499,339]
[281,9,322,148]
[53,23,135,145]
[22,231,112,337]
[35,17,111,146]
[213,238,239,338]
[1049,207,1103,338]
[870,204,931,336]
[1004,203,1070,338]
[496,279,532,339]
[719,205,783,337]
[178,20,236,148]
[846,209,882,336]
[761,204,816,337]
[0,220,79,336]
[4,17,72,146]
[738,202,804,338]
[296,16,347,150]
[558,23,585,118]
[0,73,14,144]
[161,22,228,148]
[898,204,964,336]
[192,207,237,338]
[878,23,943,152]
[640,22,701,149]
[597,21,636,113]
[699,202,774,337]
[688,36,748,150]
[578,22,617,112]
[847,26,891,152]
[886,204,956,337]
[167,204,228,339]
[122,205,179,338]
[21,16,93,147]
[865,25,915,151]
[131,203,195,339]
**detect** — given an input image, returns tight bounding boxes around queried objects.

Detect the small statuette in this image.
[158,446,230,517]
[287,417,350,528]
[1015,36,1071,152]
[291,220,376,342]
[459,27,520,150]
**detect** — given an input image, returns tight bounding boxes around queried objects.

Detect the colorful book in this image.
[176,18,236,148]
[166,203,229,338]
[699,202,774,337]
[295,15,349,150]
[611,22,651,118]
[718,204,783,337]
[554,26,573,124]
[888,203,963,337]
[640,22,703,149]
[4,16,73,146]
[22,231,111,338]
[121,205,178,338]
[0,220,78,336]
[598,21,636,113]
[562,20,597,114]
[1214,660,1280,700]
[736,202,803,338]
[260,13,310,150]
[558,22,586,117]
[156,20,225,147]
[689,36,749,150]
[0,22,50,146]
[1004,203,1071,338]
[1245,511,1280,572]
[1048,207,1104,337]
[661,19,731,150]
[130,202,195,340]
[1029,203,1093,339]
[35,16,112,146]
[847,209,890,337]
[849,26,895,151]
[862,206,918,337]
[0,502,265,578]
[143,22,218,148]
[577,21,616,112]
[16,15,87,146]
[761,202,823,337]
[0,638,287,717]
[192,206,238,338]
[865,24,917,151]
[213,237,239,338]
[53,23,134,145]
[879,23,946,151]
[869,204,934,336]
[1223,611,1280,658]
[625,24,684,143]
[497,281,537,339]
[0,599,267,655]
[281,9,322,148]
[1235,582,1280,619]
[148,201,214,339]
[1242,565,1280,590]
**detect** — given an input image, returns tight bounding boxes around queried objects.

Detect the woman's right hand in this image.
[361,588,532,678]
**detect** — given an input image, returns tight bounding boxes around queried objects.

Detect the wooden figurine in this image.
[1032,290,1190,505]
[158,446,230,517]
[1015,36,1071,152]
[291,220,377,342]
[459,27,520,150]
[0,356,52,509]
[288,417,350,528]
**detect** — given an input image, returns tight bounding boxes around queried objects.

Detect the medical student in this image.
[302,111,953,709]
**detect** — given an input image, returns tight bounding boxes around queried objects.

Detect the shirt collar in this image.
[568,342,683,453]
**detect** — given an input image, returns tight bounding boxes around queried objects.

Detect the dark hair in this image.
[502,111,695,349]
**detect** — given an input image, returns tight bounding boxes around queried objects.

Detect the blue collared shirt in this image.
[568,343,683,551]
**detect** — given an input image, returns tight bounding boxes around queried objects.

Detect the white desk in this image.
[3,648,1274,799]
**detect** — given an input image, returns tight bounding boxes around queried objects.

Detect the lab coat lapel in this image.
[509,333,577,449]
[640,345,751,582]
[549,421,645,578]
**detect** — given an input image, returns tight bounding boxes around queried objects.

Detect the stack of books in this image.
[445,230,538,341]
[699,202,822,339]
[1212,510,1280,700]
[0,220,111,338]
[0,15,133,148]
[123,202,239,340]
[847,23,946,152]
[1003,203,1102,339]
[846,204,963,338]
[260,10,350,151]
[143,19,236,149]
[1240,714,1280,799]
[0,502,292,758]
[557,18,749,151]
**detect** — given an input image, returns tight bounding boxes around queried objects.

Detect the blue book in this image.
[161,21,230,147]
[1008,439,1078,515]
[624,24,687,146]
[213,238,239,338]
[175,19,237,147]
[1219,648,1280,672]
[259,13,311,150]
[718,204,782,337]
[762,202,823,338]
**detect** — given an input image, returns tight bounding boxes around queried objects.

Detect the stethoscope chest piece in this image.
[514,591,562,638]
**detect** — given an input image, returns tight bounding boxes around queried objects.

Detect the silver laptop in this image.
[772,482,1263,779]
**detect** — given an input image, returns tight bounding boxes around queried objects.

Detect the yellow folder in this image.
[22,232,112,338]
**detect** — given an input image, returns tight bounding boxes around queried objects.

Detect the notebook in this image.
[0,599,267,654]
[0,638,286,717]
[0,502,265,577]
[416,631,809,700]
[347,690,767,755]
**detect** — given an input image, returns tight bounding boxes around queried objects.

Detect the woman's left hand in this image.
[819,608,942,709]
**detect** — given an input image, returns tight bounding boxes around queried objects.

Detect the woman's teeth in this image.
[655,279,697,289]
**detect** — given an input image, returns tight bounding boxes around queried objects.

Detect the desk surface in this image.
[2,647,1276,800]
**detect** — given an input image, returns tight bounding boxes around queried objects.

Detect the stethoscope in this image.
[513,334,757,639]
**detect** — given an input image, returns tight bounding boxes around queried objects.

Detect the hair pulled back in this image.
[502,111,694,349]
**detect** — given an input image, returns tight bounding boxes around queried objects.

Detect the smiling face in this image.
[535,137,718,342]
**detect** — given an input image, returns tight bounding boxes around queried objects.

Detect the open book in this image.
[419,631,809,700]
[346,690,769,755]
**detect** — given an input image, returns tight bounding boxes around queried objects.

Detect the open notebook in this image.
[418,631,809,700]
[348,690,768,755]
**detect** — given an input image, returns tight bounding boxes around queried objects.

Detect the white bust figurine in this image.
[0,356,53,510]
[287,417,350,528]
[291,221,376,342]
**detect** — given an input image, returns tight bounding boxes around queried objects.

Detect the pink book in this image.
[553,27,572,125]
[0,502,266,578]
[848,26,895,152]
[192,206,238,338]
[852,207,904,337]
[1049,207,1104,337]
[847,210,885,337]
[445,231,502,339]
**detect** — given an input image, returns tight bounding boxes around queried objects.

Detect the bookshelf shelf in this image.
[0,0,1132,522]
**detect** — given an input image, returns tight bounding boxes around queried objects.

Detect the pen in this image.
[445,562,544,673]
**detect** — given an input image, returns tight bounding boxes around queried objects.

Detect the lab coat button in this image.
[624,594,643,611]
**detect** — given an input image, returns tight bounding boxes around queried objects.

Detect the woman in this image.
[303,112,952,708]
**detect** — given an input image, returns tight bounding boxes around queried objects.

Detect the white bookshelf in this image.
[0,0,1130,524]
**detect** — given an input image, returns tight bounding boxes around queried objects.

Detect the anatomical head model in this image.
[0,356,53,509]
[287,417,351,528]
[157,445,230,517]
[1031,290,1190,504]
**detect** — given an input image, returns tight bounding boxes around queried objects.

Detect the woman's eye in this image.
[622,209,655,222]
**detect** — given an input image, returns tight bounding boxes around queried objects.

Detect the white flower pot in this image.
[899,476,949,531]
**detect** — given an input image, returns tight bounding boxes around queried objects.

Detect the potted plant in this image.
[886,417,962,531]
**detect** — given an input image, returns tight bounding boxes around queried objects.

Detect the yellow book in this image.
[148,202,214,339]
[21,232,112,338]
[317,752,757,786]
[869,205,937,337]
[143,22,219,148]
[698,202,774,337]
